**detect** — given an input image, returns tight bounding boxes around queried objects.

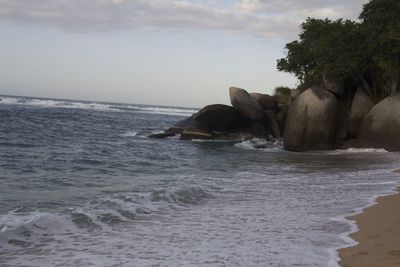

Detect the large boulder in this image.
[349,87,374,137]
[284,86,339,151]
[249,93,277,111]
[229,87,265,121]
[164,114,199,135]
[195,104,249,132]
[359,94,400,151]
[150,104,253,140]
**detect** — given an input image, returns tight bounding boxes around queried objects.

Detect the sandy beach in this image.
[339,170,400,267]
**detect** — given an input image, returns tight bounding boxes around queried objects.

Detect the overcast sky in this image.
[0,0,367,107]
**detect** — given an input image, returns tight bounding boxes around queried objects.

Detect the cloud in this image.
[0,0,368,38]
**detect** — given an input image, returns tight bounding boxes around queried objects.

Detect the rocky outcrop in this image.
[359,94,400,151]
[180,129,213,140]
[195,104,249,132]
[349,87,374,137]
[150,104,253,140]
[283,86,338,151]
[249,93,277,111]
[229,87,265,121]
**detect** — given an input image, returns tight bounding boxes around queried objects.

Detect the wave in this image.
[235,138,284,152]
[0,96,197,117]
[124,105,197,117]
[0,186,212,247]
[325,148,388,154]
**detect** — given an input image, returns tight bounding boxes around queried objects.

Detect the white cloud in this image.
[0,0,368,38]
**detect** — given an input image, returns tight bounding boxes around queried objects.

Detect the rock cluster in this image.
[150,87,289,141]
[151,83,400,152]
[283,82,400,151]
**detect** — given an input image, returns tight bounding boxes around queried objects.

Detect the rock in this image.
[283,86,338,151]
[322,73,345,97]
[148,132,176,138]
[359,94,400,151]
[265,110,281,138]
[165,114,198,135]
[151,104,252,140]
[349,87,374,137]
[229,87,265,121]
[249,93,277,111]
[195,104,249,132]
[180,129,213,140]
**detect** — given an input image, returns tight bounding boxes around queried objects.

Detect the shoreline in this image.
[338,169,400,267]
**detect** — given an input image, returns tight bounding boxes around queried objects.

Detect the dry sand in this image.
[339,169,400,267]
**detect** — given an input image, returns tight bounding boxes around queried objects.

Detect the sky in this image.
[0,0,368,107]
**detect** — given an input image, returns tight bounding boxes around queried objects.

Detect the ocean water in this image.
[0,95,400,267]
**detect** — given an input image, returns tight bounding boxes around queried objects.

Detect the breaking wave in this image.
[0,186,212,248]
[0,96,197,117]
[235,138,284,152]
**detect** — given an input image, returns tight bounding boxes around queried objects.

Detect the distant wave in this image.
[0,96,197,117]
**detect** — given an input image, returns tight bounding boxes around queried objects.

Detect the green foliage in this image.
[277,0,400,100]
[360,0,400,97]
[274,86,291,97]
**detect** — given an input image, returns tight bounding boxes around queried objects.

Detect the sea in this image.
[0,95,400,267]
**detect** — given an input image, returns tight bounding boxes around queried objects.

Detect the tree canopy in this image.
[277,0,400,100]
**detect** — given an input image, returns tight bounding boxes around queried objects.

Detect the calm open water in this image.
[0,95,399,267]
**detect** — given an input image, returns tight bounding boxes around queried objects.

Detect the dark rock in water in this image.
[284,86,338,151]
[265,110,281,138]
[322,73,345,97]
[164,114,199,135]
[180,129,213,140]
[349,87,374,137]
[359,94,400,151]
[195,104,250,132]
[250,93,277,111]
[229,87,265,122]
[150,104,251,140]
[148,132,176,138]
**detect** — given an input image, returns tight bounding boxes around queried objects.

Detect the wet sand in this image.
[339,170,400,267]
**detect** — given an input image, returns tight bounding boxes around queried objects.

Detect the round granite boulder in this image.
[284,86,338,151]
[249,93,277,111]
[349,87,374,137]
[229,87,265,122]
[359,94,400,151]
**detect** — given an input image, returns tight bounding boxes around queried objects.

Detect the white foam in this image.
[0,96,197,117]
[126,105,197,117]
[235,138,283,151]
[327,147,388,154]
[327,182,400,267]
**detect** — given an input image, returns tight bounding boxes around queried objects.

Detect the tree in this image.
[360,0,400,96]
[277,0,400,101]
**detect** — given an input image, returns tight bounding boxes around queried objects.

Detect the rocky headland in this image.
[150,82,400,152]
